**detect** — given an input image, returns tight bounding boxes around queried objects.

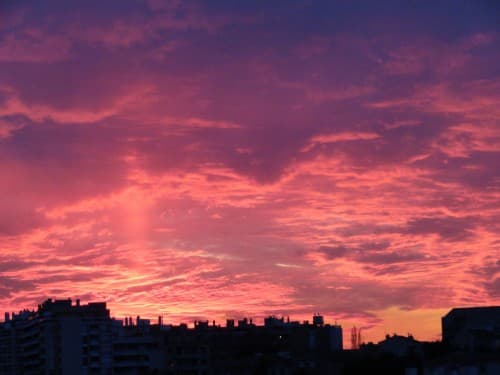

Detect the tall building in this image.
[1,299,113,375]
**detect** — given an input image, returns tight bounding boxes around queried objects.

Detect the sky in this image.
[0,0,499,345]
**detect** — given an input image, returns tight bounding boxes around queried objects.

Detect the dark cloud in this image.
[357,251,429,264]
[485,277,500,298]
[406,216,477,241]
[317,245,350,259]
[0,259,37,272]
[0,276,36,298]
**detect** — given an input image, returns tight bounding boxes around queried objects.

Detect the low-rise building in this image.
[442,306,500,352]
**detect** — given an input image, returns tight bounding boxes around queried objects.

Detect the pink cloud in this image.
[0,84,156,124]
[302,131,380,152]
[0,118,23,139]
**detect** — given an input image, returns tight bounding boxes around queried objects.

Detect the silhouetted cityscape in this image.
[0,299,498,374]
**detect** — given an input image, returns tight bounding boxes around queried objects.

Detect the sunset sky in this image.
[0,0,499,345]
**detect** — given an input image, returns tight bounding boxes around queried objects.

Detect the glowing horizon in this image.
[0,0,498,348]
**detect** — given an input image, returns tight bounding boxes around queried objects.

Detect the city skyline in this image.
[1,298,498,374]
[3,298,343,330]
[0,0,499,346]
[2,297,498,348]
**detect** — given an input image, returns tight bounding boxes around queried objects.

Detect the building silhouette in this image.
[0,299,343,375]
[442,306,500,352]
[1,300,499,374]
[1,299,112,374]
